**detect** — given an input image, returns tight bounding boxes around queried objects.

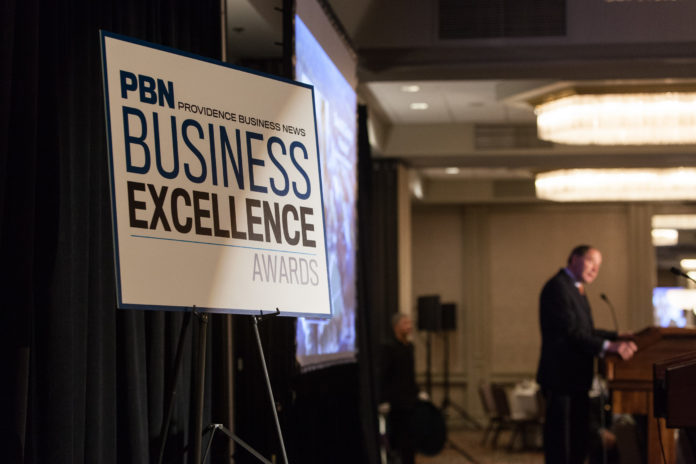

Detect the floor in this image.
[415,427,544,464]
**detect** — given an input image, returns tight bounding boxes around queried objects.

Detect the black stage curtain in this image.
[368,157,402,344]
[365,153,403,412]
[1,1,221,462]
[355,104,383,464]
[252,104,385,464]
[287,363,374,463]
[228,107,383,464]
[2,2,391,463]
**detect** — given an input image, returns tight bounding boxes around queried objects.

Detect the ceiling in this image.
[224,0,696,271]
[364,79,537,125]
[225,0,696,178]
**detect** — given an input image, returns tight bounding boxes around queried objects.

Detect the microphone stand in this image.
[600,293,619,333]
[671,266,696,284]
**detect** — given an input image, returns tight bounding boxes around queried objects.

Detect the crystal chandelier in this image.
[535,168,696,201]
[535,92,696,145]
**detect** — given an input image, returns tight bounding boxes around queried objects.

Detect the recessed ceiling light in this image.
[445,167,460,175]
[401,85,420,93]
[410,102,428,110]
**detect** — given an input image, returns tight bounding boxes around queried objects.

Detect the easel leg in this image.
[203,423,273,464]
[157,310,193,464]
[193,312,209,464]
[159,309,285,464]
[253,311,290,464]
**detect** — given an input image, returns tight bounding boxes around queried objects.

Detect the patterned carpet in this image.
[416,428,544,464]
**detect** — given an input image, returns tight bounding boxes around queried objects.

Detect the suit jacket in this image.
[536,269,617,393]
[380,336,418,410]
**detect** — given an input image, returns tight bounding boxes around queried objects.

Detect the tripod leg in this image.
[192,312,209,464]
[450,402,483,429]
[440,332,483,430]
[447,438,480,464]
[202,424,218,463]
[157,310,192,464]
[253,315,290,464]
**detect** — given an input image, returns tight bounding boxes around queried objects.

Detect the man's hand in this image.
[607,340,638,360]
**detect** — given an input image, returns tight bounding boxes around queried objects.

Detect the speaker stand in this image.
[441,331,482,430]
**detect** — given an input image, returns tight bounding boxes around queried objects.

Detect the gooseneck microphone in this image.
[670,266,696,284]
[600,293,619,333]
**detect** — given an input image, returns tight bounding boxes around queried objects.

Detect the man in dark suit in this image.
[536,245,637,464]
[380,313,419,464]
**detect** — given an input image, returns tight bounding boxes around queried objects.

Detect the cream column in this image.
[627,204,657,330]
[462,205,491,418]
[398,164,413,317]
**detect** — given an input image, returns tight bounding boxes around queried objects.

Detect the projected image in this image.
[294,16,357,368]
[653,287,696,327]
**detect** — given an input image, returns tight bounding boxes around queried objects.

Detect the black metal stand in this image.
[192,311,208,464]
[444,438,480,464]
[425,331,433,397]
[439,330,481,464]
[202,424,272,464]
[420,329,479,463]
[156,308,288,464]
[157,309,193,464]
[201,309,288,464]
[251,309,289,464]
[441,331,482,430]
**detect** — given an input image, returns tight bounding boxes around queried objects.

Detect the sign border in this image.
[99,30,331,318]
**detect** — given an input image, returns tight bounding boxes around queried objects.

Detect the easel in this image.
[157,307,289,464]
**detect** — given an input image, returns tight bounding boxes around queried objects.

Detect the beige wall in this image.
[410,201,656,419]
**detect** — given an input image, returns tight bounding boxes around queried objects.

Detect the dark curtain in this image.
[1,2,395,463]
[1,0,221,463]
[230,38,298,464]
[229,106,388,464]
[286,363,374,463]
[275,103,385,464]
[232,314,295,464]
[355,104,384,464]
[368,158,401,344]
[364,148,403,416]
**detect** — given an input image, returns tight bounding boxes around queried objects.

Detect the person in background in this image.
[536,245,637,464]
[379,313,418,464]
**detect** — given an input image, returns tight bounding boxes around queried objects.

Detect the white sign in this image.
[100,31,331,317]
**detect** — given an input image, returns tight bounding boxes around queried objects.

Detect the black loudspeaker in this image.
[418,295,441,331]
[441,303,456,331]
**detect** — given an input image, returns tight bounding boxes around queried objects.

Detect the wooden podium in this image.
[605,327,696,464]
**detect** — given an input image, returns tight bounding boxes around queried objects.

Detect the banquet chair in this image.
[490,382,543,451]
[478,381,504,447]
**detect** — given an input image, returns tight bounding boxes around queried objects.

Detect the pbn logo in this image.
[119,70,174,109]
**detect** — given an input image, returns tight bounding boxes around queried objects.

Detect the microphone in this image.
[600,293,619,333]
[670,266,696,284]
